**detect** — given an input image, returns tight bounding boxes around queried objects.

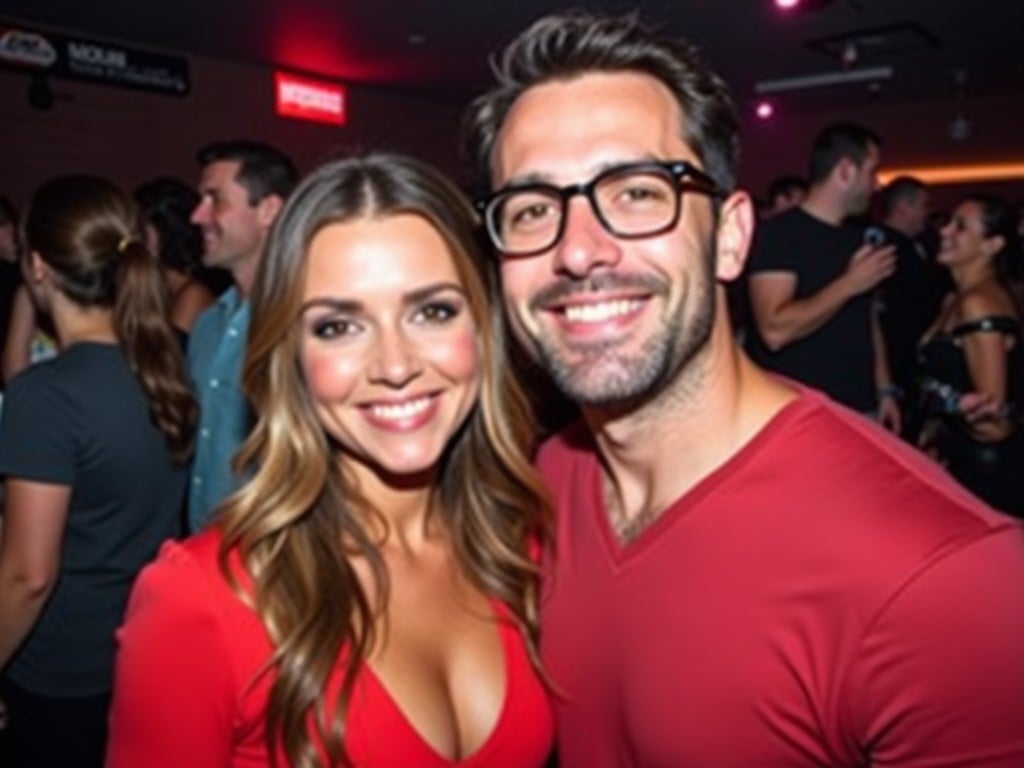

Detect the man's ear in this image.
[715,190,755,282]
[835,156,857,186]
[256,194,284,230]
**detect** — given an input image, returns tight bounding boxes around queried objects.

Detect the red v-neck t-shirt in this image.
[108,529,553,767]
[538,387,1024,766]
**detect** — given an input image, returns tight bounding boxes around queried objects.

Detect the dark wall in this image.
[1,51,464,212]
[738,89,1024,205]
[4,48,1022,215]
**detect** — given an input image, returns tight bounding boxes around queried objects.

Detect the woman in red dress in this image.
[107,154,553,768]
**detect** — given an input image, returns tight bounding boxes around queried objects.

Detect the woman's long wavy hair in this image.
[217,153,550,768]
[23,174,196,461]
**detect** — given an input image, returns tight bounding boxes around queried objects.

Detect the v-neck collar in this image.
[359,600,513,766]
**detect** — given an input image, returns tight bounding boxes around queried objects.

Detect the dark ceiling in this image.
[4,0,1023,117]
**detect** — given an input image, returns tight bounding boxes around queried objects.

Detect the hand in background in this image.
[844,244,896,296]
[958,392,1001,424]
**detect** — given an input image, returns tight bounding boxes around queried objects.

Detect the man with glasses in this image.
[464,11,1024,767]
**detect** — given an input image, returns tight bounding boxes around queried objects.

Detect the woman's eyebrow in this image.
[298,282,465,315]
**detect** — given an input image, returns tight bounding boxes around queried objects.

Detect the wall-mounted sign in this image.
[0,24,190,96]
[275,71,346,126]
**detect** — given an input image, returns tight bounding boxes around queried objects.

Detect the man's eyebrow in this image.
[500,155,661,188]
[502,170,555,187]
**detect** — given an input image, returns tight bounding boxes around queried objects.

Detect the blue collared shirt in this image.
[186,287,251,532]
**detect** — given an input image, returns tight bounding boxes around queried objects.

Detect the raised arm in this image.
[748,243,895,352]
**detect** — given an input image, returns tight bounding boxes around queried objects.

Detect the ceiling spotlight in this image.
[948,115,972,142]
[756,101,775,120]
[840,42,859,69]
[948,68,971,142]
[775,0,800,8]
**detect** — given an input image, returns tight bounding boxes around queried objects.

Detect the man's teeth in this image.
[564,299,642,323]
[371,397,432,420]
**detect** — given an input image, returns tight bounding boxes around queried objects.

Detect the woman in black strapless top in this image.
[917,194,1023,517]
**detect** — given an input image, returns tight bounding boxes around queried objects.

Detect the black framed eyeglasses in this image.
[476,159,722,257]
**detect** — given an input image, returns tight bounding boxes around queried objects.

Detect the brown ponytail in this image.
[24,174,197,462]
[114,238,197,462]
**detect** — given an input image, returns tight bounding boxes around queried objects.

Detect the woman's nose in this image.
[367,327,423,387]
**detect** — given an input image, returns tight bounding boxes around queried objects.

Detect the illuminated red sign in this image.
[275,71,346,126]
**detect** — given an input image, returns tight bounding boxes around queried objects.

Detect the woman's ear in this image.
[983,233,1006,260]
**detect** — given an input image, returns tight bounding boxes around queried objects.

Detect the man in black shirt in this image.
[745,122,898,426]
[875,176,952,439]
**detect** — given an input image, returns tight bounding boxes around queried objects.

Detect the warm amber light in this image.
[878,163,1024,186]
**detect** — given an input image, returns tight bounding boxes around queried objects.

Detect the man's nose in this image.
[551,196,623,277]
[190,199,210,226]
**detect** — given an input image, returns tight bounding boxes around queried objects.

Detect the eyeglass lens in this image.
[490,166,681,254]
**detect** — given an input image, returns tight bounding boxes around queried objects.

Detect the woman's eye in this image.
[415,301,460,324]
[312,317,356,339]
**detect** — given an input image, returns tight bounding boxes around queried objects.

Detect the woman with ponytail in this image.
[0,175,196,767]
[108,154,553,768]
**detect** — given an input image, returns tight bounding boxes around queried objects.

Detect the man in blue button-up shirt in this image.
[186,140,296,532]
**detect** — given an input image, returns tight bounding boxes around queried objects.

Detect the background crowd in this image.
[0,9,1022,767]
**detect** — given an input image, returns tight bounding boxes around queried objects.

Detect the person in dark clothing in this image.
[745,122,898,426]
[875,176,952,439]
[134,177,215,343]
[918,194,1024,517]
[0,197,23,388]
[763,174,808,219]
[0,175,197,768]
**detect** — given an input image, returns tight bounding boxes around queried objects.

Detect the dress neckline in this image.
[360,599,513,765]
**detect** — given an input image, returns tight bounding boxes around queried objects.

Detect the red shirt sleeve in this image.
[844,526,1024,764]
[107,538,236,768]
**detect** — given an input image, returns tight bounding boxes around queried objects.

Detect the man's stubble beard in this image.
[524,241,717,411]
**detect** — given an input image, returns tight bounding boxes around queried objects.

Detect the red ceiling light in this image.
[274,71,347,126]
[755,100,775,120]
[775,0,800,8]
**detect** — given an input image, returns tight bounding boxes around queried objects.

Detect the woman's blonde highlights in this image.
[217,153,550,768]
